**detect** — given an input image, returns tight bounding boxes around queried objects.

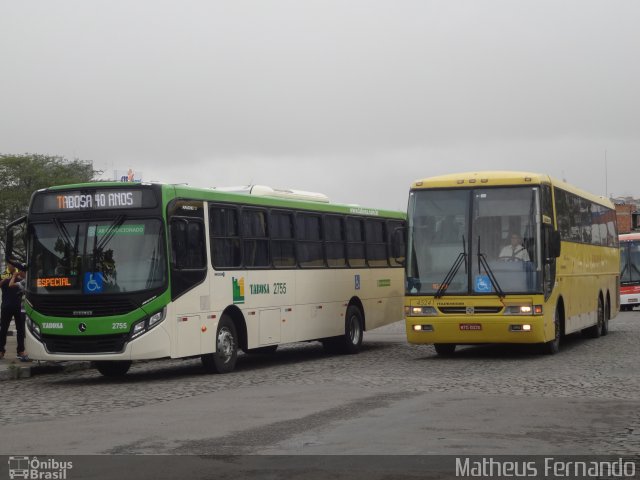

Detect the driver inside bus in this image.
[498,233,530,262]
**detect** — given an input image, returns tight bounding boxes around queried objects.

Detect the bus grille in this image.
[439,306,504,314]
[29,297,138,317]
[42,334,128,354]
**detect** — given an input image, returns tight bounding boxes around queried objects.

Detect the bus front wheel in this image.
[202,315,238,374]
[434,344,456,356]
[95,360,132,377]
[541,308,561,355]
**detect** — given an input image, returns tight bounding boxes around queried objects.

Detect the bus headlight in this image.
[405,306,438,316]
[413,324,434,332]
[26,315,42,341]
[148,309,165,328]
[504,305,542,315]
[510,324,532,332]
[130,308,166,340]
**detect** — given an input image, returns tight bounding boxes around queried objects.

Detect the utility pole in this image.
[605,149,608,198]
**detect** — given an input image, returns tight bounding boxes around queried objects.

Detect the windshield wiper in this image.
[92,215,126,271]
[53,218,79,256]
[146,233,164,288]
[476,236,505,298]
[435,236,467,298]
[52,218,80,272]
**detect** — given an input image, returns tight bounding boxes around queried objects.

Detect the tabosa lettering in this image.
[56,192,135,210]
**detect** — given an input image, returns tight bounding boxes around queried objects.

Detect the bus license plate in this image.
[459,323,482,331]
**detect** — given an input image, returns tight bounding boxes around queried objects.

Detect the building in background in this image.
[613,197,640,233]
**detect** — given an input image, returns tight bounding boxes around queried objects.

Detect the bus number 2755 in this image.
[273,283,287,294]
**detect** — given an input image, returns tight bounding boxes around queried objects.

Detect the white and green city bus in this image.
[5,183,406,376]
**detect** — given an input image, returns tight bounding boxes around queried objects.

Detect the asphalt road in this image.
[1,311,638,477]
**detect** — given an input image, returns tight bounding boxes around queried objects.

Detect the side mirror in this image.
[392,226,407,266]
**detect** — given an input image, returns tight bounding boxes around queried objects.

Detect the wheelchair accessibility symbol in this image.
[84,272,104,294]
[474,274,493,293]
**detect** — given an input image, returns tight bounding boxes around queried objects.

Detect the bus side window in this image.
[210,206,242,268]
[271,210,296,268]
[365,219,388,267]
[325,215,346,268]
[242,208,270,268]
[296,213,324,268]
[346,217,365,267]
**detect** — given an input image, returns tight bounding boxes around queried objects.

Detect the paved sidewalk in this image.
[0,330,91,381]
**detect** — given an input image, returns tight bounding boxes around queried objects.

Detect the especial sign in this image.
[32,188,156,213]
[36,277,74,288]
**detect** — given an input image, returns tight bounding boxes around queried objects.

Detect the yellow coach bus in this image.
[404,171,619,355]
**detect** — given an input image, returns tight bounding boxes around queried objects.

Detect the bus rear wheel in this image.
[343,305,364,354]
[584,297,604,339]
[202,315,238,374]
[95,360,132,377]
[601,300,610,336]
[323,305,363,354]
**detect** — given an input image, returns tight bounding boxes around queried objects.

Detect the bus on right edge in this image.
[404,171,619,355]
[619,232,640,311]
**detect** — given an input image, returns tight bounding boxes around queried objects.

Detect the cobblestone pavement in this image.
[0,312,638,456]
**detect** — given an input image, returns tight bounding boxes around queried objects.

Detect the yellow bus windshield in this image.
[406,186,542,296]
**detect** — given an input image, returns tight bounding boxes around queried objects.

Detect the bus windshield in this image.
[406,186,542,295]
[621,240,640,285]
[30,218,166,295]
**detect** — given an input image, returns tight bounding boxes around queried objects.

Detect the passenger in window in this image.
[499,233,530,262]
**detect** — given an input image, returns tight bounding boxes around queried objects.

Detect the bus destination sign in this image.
[37,190,145,212]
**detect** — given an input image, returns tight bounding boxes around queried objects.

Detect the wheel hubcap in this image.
[349,315,361,344]
[217,327,234,363]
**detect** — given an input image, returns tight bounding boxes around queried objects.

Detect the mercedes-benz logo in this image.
[78,323,87,332]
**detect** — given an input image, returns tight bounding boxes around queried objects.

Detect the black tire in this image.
[434,343,456,356]
[342,305,364,354]
[324,305,364,354]
[95,360,132,377]
[201,315,238,374]
[584,297,604,339]
[601,300,610,336]
[541,308,561,355]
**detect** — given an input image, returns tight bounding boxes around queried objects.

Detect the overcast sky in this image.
[1,0,638,211]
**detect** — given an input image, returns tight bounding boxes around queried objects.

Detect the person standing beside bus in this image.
[0,264,30,361]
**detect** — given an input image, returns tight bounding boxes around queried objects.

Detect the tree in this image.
[0,153,99,257]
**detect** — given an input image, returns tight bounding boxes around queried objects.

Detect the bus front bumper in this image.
[405,316,548,345]
[24,325,172,362]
